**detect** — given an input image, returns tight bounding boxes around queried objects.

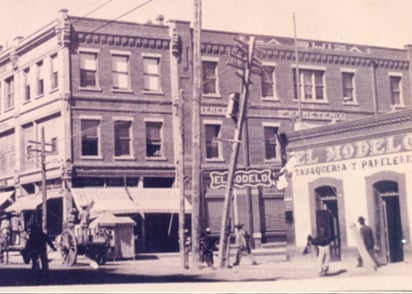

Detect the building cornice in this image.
[74,32,170,50]
[201,42,409,70]
[287,109,412,145]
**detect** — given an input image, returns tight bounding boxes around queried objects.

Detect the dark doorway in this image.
[383,196,403,262]
[315,186,341,261]
[374,180,403,264]
[144,213,178,252]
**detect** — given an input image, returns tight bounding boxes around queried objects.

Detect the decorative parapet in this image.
[75,32,170,50]
[200,41,409,70]
[287,109,412,144]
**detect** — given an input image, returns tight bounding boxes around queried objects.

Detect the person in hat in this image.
[26,222,56,284]
[357,216,380,268]
[233,224,257,266]
[79,204,91,243]
[199,227,216,268]
[65,208,78,230]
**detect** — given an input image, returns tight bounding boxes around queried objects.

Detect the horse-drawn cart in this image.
[59,226,112,266]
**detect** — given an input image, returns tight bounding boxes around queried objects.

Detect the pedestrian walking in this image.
[26,222,56,284]
[199,227,216,269]
[232,224,257,266]
[357,216,380,268]
[10,212,23,245]
[306,233,334,276]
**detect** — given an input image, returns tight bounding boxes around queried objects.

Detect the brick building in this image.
[0,9,410,253]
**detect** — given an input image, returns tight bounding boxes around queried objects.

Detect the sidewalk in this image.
[1,251,412,292]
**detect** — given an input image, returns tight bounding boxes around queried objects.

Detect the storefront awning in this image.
[89,212,136,228]
[6,190,62,212]
[0,191,14,208]
[71,188,140,217]
[128,188,192,214]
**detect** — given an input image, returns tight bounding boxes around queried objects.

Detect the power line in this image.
[77,0,154,40]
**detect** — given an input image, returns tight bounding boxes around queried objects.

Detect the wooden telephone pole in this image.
[218,36,260,268]
[191,0,202,268]
[28,127,53,233]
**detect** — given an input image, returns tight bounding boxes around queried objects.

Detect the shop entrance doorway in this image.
[315,186,341,261]
[374,180,403,264]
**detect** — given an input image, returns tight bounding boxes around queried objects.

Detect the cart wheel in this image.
[60,229,78,266]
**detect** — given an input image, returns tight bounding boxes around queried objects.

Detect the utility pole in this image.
[218,36,259,268]
[29,127,53,233]
[169,21,186,268]
[191,0,202,268]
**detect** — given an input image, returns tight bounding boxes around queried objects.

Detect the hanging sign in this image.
[210,169,274,189]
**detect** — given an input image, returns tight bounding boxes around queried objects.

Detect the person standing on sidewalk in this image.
[357,216,380,268]
[27,222,57,284]
[199,227,215,269]
[233,224,257,266]
[306,233,334,276]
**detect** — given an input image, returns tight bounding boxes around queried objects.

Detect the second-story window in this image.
[36,61,44,96]
[261,66,276,99]
[50,54,58,90]
[112,55,129,90]
[81,119,100,156]
[143,57,161,92]
[202,61,218,95]
[80,52,98,88]
[23,68,31,101]
[4,76,14,110]
[264,126,279,160]
[145,121,163,157]
[114,120,131,157]
[205,124,221,159]
[342,72,355,102]
[390,75,402,106]
[293,69,326,101]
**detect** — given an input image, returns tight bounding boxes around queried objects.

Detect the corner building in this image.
[286,109,412,264]
[0,9,411,254]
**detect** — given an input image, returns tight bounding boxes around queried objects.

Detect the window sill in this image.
[114,156,136,161]
[343,101,359,106]
[79,87,103,92]
[391,104,406,110]
[206,158,225,163]
[203,93,222,99]
[145,156,167,161]
[294,99,329,105]
[49,88,59,94]
[261,97,280,102]
[80,155,104,160]
[264,158,281,163]
[35,94,45,99]
[112,88,134,94]
[22,99,31,105]
[3,107,14,113]
[142,90,164,96]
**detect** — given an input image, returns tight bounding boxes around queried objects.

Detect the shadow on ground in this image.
[0,267,280,287]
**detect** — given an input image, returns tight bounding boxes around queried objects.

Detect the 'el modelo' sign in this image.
[210,169,274,189]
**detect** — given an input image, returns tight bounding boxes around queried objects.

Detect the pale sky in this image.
[0,0,412,49]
